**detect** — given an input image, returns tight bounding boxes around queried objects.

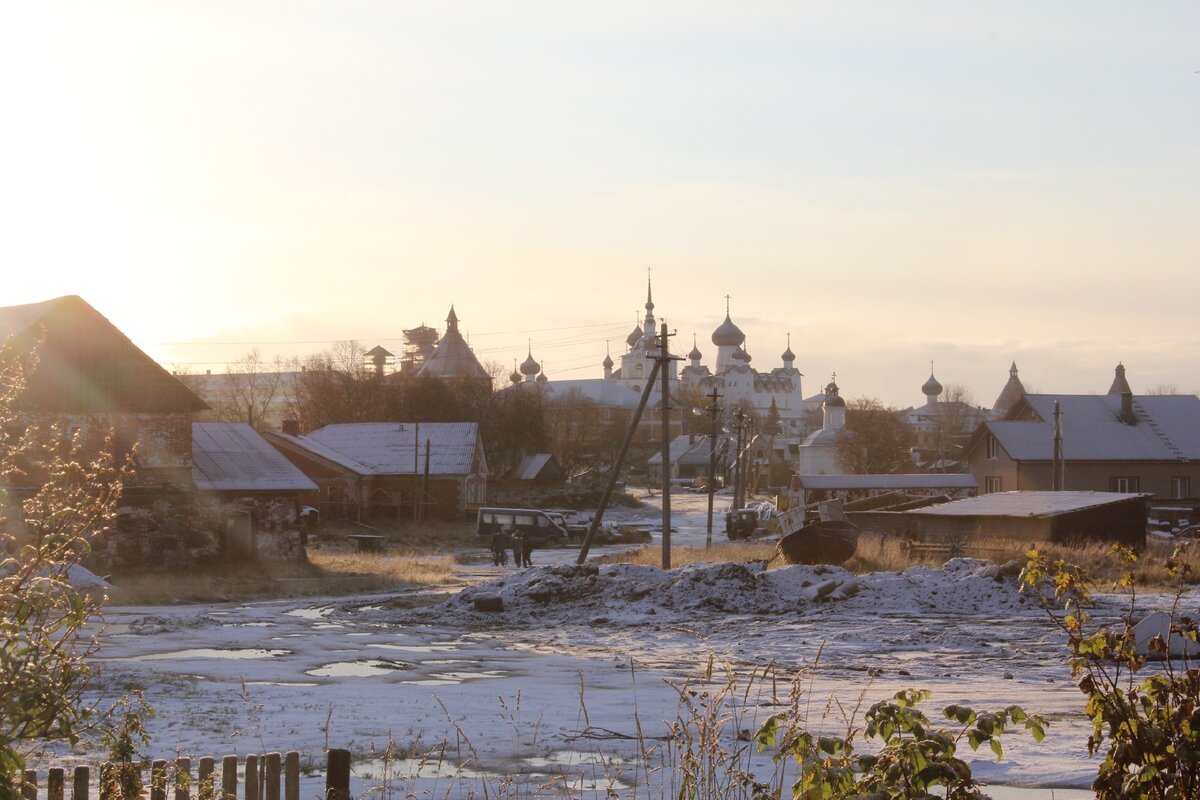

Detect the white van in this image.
[475,507,569,546]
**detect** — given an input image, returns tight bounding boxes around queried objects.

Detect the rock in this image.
[1003,672,1014,680]
[473,594,504,613]
[1133,610,1200,658]
[998,559,1024,578]
[832,579,861,599]
[802,579,840,601]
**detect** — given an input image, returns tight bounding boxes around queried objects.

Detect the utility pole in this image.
[576,360,661,563]
[1052,401,1064,491]
[705,387,722,549]
[657,321,676,570]
[732,411,745,511]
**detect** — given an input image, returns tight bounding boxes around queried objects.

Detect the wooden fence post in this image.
[324,750,350,800]
[198,757,214,800]
[48,768,64,800]
[22,769,37,800]
[245,756,258,800]
[283,753,299,800]
[221,756,237,800]
[72,767,88,800]
[151,760,167,800]
[263,754,280,800]
[174,758,191,800]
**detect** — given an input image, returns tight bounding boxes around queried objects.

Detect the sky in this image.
[2,2,1198,407]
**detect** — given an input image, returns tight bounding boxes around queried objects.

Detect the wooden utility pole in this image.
[1052,401,1064,491]
[705,387,722,549]
[658,322,674,569]
[576,360,662,563]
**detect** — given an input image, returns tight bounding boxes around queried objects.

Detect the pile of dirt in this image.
[395,557,1038,627]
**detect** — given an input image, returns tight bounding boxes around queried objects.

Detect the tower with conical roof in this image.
[614,274,678,391]
[417,306,491,381]
[991,361,1026,419]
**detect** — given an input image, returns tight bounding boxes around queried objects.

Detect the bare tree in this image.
[835,397,915,474]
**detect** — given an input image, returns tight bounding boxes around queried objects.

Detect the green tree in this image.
[1023,546,1200,799]
[0,346,129,785]
[835,397,914,474]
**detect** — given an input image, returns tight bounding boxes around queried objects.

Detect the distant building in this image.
[966,364,1200,500]
[415,307,490,381]
[900,367,989,468]
[264,421,488,520]
[795,379,847,476]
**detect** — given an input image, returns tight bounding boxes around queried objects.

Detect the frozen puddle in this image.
[306,659,409,677]
[126,648,289,661]
[399,670,505,686]
[287,606,332,619]
[368,643,458,653]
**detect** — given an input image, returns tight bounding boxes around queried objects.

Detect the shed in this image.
[849,490,1148,548]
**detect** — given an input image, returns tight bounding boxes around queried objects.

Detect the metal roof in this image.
[303,422,482,476]
[192,423,318,492]
[509,453,556,480]
[646,435,720,466]
[909,490,1149,518]
[987,394,1200,462]
[795,474,978,491]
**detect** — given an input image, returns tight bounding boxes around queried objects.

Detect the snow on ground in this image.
[39,489,1186,799]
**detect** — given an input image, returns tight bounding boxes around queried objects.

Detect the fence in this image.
[12,750,352,800]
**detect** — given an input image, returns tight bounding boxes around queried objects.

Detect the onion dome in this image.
[688,343,702,361]
[922,371,943,397]
[824,379,845,407]
[602,352,614,369]
[509,369,521,385]
[782,345,795,362]
[626,325,643,347]
[536,372,548,384]
[520,350,541,376]
[711,313,745,348]
[732,346,748,362]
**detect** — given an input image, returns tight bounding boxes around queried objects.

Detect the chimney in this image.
[282,419,300,436]
[1110,363,1136,424]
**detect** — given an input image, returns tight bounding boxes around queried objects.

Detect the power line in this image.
[145,320,629,347]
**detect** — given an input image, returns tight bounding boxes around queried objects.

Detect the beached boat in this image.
[776,520,859,565]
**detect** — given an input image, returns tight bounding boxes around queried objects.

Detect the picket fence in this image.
[13,749,351,800]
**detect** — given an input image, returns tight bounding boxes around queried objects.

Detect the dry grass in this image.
[596,540,779,568]
[601,533,1197,591]
[107,531,465,605]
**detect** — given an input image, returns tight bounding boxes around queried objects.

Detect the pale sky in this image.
[3,2,1198,407]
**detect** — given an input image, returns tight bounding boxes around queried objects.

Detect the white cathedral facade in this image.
[602,281,819,436]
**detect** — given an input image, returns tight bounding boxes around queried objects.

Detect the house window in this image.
[984,476,1002,494]
[1109,476,1140,493]
[1171,476,1191,499]
[985,435,998,460]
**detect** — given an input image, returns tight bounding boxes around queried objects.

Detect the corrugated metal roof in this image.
[989,394,1200,461]
[192,423,318,492]
[796,474,978,490]
[510,453,554,480]
[305,422,481,476]
[910,490,1148,518]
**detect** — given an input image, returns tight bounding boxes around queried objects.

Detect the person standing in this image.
[510,528,524,568]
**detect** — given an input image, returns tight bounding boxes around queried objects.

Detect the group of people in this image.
[491,526,533,568]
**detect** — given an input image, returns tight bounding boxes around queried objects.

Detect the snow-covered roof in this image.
[909,490,1148,518]
[303,422,482,476]
[539,379,646,409]
[985,393,1200,461]
[646,435,719,466]
[192,423,318,492]
[794,474,978,491]
[509,453,557,480]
